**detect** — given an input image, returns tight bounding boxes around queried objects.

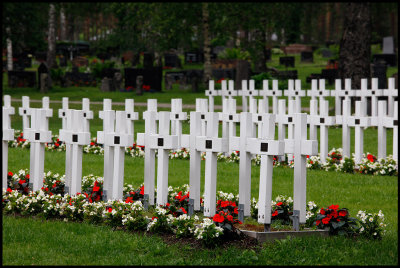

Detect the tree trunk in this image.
[47,3,57,68]
[252,27,268,73]
[338,3,371,89]
[202,3,212,85]
[6,26,13,71]
[60,6,67,41]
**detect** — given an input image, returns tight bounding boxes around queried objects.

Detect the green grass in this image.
[3,147,398,265]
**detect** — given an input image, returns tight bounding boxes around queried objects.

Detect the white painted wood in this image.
[170,98,187,147]
[58,97,69,130]
[18,96,31,132]
[3,95,15,190]
[284,79,304,113]
[336,99,352,158]
[219,98,239,153]
[260,80,282,114]
[369,78,382,117]
[205,80,217,112]
[307,80,331,105]
[124,99,139,137]
[347,101,370,164]
[195,98,208,136]
[383,78,397,117]
[332,79,356,116]
[284,113,318,223]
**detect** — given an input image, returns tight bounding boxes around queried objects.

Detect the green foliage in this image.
[90,61,116,80]
[218,48,250,60]
[50,68,65,85]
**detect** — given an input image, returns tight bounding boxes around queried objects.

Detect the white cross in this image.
[219,98,239,154]
[259,80,282,114]
[24,108,53,191]
[355,78,373,116]
[332,79,356,116]
[205,80,218,112]
[181,111,203,211]
[218,80,237,112]
[197,112,228,217]
[18,96,31,132]
[307,79,331,104]
[383,78,397,117]
[124,99,139,138]
[145,112,178,206]
[284,113,318,224]
[58,97,69,130]
[238,80,258,112]
[335,99,352,158]
[170,98,187,147]
[59,109,91,195]
[371,101,398,160]
[3,95,15,190]
[307,99,336,163]
[275,99,295,161]
[231,113,284,220]
[98,110,133,200]
[364,78,383,117]
[195,98,208,136]
[284,79,304,113]
[347,101,371,164]
[136,99,158,205]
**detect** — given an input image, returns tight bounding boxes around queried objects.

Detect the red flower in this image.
[45,187,49,192]
[234,207,238,214]
[339,210,347,217]
[221,201,230,208]
[328,204,339,211]
[367,154,375,162]
[213,213,225,223]
[26,174,30,179]
[316,220,321,225]
[166,203,170,207]
[272,210,278,217]
[89,197,93,203]
[107,207,112,213]
[140,186,144,195]
[322,217,331,225]
[125,197,133,203]
[276,202,283,207]
[7,188,12,193]
[90,142,95,146]
[180,207,187,214]
[95,195,101,201]
[52,183,57,188]
[19,180,26,185]
[93,186,100,192]
[320,208,325,215]
[8,172,13,177]
[306,155,309,158]
[227,215,233,222]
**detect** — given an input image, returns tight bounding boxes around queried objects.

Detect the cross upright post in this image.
[3,95,15,190]
[170,98,187,148]
[205,80,218,112]
[18,96,31,132]
[284,113,318,228]
[124,99,139,137]
[332,78,356,116]
[347,101,370,164]
[195,98,208,136]
[336,99,352,158]
[383,78,397,117]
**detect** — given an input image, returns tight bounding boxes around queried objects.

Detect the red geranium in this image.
[276,202,283,206]
[8,172,13,177]
[339,210,347,217]
[272,210,278,217]
[328,204,339,211]
[320,208,325,215]
[213,213,225,223]
[19,180,26,185]
[367,154,376,162]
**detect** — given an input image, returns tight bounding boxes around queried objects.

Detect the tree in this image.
[338,3,371,89]
[47,3,57,68]
[202,2,212,84]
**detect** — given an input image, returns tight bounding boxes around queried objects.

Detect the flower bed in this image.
[3,169,388,247]
[8,132,398,176]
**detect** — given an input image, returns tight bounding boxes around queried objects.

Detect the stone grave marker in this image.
[382,36,394,54]
[307,100,336,163]
[2,95,15,190]
[300,51,313,63]
[284,113,318,229]
[279,56,295,67]
[136,99,158,206]
[25,108,53,191]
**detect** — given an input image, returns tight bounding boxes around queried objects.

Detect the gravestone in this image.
[143,53,154,68]
[382,36,394,54]
[38,62,51,91]
[124,67,163,92]
[279,56,295,67]
[321,49,333,58]
[7,71,36,88]
[136,99,158,206]
[18,96,31,132]
[114,72,122,91]
[184,51,204,64]
[72,56,89,67]
[164,53,181,68]
[372,63,387,89]
[100,77,112,92]
[300,51,313,63]
[2,95,15,190]
[212,68,236,80]
[373,37,397,66]
[284,113,318,229]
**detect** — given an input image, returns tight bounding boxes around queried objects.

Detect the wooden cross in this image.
[196,112,228,217]
[18,96,31,132]
[383,77,397,117]
[284,79,304,113]
[347,101,371,164]
[181,112,203,212]
[335,99,352,158]
[219,98,239,154]
[3,95,15,190]
[25,108,52,191]
[58,97,69,130]
[124,99,139,137]
[284,113,318,226]
[307,79,331,105]
[195,98,208,136]
[259,80,282,114]
[170,98,187,147]
[332,79,356,116]
[239,80,258,112]
[205,80,218,112]
[219,80,237,113]
[362,78,383,117]
[136,99,158,206]
[307,99,336,163]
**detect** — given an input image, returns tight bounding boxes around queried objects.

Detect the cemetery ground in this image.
[3,102,398,265]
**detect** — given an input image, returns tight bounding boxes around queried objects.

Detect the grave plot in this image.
[124,67,163,92]
[3,95,15,190]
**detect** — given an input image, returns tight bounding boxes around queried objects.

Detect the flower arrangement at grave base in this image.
[8,130,30,149]
[83,137,104,155]
[45,135,66,151]
[213,200,242,236]
[41,170,65,196]
[125,143,145,158]
[314,205,358,236]
[356,210,386,240]
[7,169,30,195]
[123,184,144,203]
[270,195,294,225]
[306,155,322,170]
[81,174,104,203]
[194,218,224,247]
[357,153,397,176]
[146,206,175,234]
[169,148,190,160]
